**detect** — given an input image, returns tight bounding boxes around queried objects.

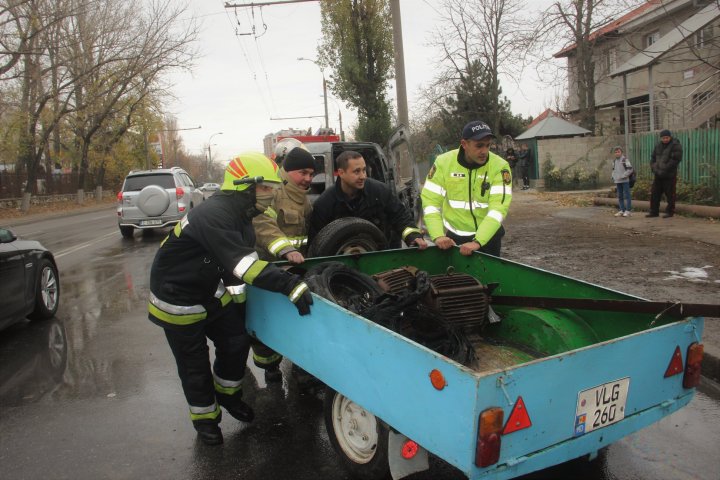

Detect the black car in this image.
[0,227,60,331]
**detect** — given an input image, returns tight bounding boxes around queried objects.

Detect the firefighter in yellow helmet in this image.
[148,152,313,445]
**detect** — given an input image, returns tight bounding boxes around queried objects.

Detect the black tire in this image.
[119,226,134,238]
[324,388,391,480]
[29,258,60,320]
[308,218,387,257]
[304,262,384,313]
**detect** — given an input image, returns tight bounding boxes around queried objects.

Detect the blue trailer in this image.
[245,247,705,480]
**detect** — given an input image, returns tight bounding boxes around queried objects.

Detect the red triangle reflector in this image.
[664,345,684,377]
[502,396,532,435]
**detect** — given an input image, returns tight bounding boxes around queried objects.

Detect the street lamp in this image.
[326,95,345,141]
[297,57,329,131]
[207,132,223,164]
[158,125,202,167]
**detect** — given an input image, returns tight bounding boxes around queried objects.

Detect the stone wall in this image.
[537,134,625,187]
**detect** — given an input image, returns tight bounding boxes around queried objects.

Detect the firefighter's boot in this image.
[217,393,255,423]
[194,421,223,445]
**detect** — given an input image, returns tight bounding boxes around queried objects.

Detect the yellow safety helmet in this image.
[221,152,281,192]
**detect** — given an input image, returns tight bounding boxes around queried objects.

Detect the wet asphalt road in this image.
[0,207,719,480]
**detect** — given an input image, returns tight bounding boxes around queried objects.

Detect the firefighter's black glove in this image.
[287,280,313,316]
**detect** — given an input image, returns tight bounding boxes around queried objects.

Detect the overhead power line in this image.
[224,1,318,8]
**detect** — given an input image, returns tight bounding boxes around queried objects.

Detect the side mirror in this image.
[0,227,17,243]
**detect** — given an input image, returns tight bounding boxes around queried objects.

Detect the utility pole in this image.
[338,109,344,141]
[322,75,329,130]
[389,0,409,129]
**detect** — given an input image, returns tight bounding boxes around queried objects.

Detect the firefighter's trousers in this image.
[163,303,250,423]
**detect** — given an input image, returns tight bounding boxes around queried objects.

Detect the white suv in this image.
[117,167,204,238]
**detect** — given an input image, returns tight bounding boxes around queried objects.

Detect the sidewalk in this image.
[0,199,116,227]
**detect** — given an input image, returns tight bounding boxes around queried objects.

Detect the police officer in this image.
[148,152,313,445]
[251,146,315,382]
[421,120,512,257]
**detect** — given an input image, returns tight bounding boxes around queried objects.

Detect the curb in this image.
[592,197,720,218]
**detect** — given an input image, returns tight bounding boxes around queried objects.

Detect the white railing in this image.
[627,66,720,132]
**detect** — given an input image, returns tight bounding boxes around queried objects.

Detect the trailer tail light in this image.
[503,396,532,435]
[664,346,684,378]
[401,440,419,459]
[683,343,703,388]
[429,369,446,390]
[476,407,503,467]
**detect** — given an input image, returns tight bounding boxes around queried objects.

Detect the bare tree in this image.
[13,0,79,194]
[0,0,52,78]
[1,0,197,196]
[65,0,198,189]
[426,0,533,134]
[537,0,636,132]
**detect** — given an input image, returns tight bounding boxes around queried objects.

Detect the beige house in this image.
[555,0,720,135]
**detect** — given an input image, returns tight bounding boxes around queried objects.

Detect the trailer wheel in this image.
[324,388,391,480]
[308,217,387,257]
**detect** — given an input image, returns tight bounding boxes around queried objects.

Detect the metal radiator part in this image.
[426,273,489,332]
[372,266,418,294]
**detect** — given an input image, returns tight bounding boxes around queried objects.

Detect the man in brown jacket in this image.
[254,146,314,263]
[251,146,315,381]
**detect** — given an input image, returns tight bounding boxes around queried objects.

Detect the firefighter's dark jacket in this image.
[149,190,300,329]
[307,177,422,247]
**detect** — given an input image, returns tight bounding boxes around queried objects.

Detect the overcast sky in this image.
[167,0,560,164]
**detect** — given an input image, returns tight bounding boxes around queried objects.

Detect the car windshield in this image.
[123,174,175,191]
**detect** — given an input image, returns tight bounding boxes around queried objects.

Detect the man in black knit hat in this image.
[252,146,316,382]
[647,129,682,218]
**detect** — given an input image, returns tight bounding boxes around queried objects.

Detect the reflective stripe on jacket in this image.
[148,192,300,329]
[254,168,312,259]
[421,148,512,245]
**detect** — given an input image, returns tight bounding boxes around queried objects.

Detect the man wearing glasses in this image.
[421,120,513,257]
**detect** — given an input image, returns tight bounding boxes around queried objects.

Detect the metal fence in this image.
[628,128,720,193]
[0,172,113,199]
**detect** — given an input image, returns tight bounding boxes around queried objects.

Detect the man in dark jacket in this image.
[307,150,427,251]
[517,143,532,190]
[647,129,682,218]
[148,152,312,445]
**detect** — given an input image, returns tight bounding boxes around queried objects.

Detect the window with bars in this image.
[606,48,617,73]
[695,24,713,48]
[646,31,660,47]
[692,91,713,110]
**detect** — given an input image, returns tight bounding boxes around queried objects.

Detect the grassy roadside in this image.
[0,197,116,221]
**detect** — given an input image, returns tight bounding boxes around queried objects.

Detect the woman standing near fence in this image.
[611,146,633,217]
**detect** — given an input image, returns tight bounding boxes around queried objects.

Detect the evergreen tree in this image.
[318,0,394,144]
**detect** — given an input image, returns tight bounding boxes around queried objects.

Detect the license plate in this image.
[140,219,162,226]
[574,377,630,436]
